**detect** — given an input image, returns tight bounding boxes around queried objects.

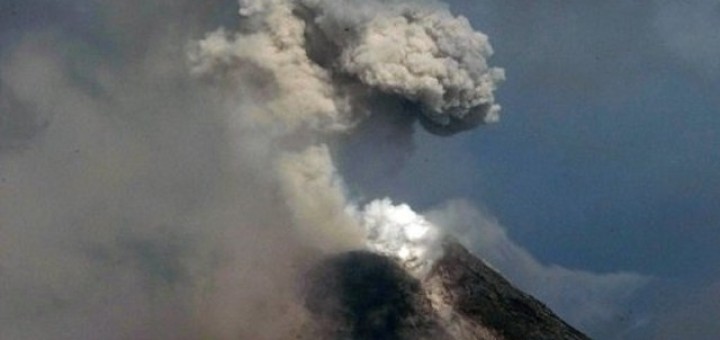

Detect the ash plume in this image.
[1,0,505,338]
[191,0,505,136]
[189,0,506,271]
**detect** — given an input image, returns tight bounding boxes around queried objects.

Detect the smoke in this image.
[322,0,505,132]
[355,199,443,277]
[0,1,321,338]
[0,0,502,338]
[191,0,504,136]
[187,0,504,274]
[277,145,363,251]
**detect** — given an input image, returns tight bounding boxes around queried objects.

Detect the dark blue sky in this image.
[454,0,720,280]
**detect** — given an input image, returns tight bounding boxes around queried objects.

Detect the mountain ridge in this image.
[301,238,590,339]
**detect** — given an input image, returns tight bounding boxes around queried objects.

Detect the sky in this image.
[1,0,719,339]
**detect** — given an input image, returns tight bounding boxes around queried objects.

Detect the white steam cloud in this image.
[355,199,443,277]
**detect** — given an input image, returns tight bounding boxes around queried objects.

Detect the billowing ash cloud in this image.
[191,0,504,136]
[187,0,505,275]
[322,0,505,134]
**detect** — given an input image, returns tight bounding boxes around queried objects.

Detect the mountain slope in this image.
[303,239,589,339]
[425,240,589,340]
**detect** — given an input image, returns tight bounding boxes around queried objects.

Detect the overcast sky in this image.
[1,1,718,339]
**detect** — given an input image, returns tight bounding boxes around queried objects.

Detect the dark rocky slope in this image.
[303,239,590,340]
[426,240,589,340]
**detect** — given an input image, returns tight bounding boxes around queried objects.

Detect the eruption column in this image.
[190,0,504,271]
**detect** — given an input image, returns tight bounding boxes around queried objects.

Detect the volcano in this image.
[303,238,590,340]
